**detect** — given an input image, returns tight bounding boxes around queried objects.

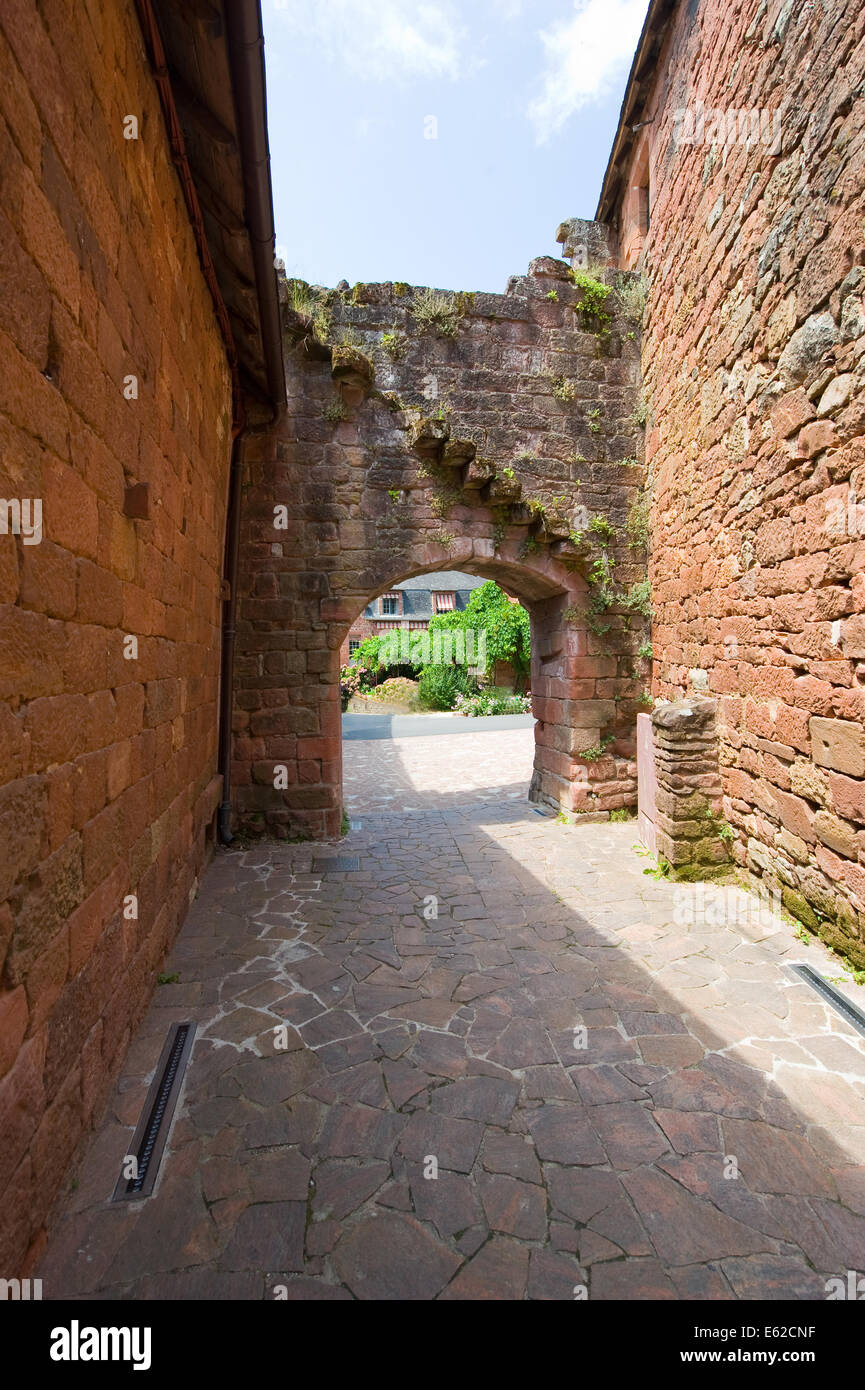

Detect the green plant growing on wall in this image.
[411,288,462,337]
[615,272,647,323]
[704,807,735,844]
[621,578,653,618]
[387,488,401,503]
[286,278,331,341]
[381,330,406,360]
[580,734,615,762]
[569,270,613,331]
[429,482,461,518]
[549,375,576,402]
[638,641,653,660]
[586,407,601,434]
[626,493,649,550]
[393,282,410,297]
[430,527,456,550]
[588,514,616,544]
[502,465,516,480]
[545,289,559,302]
[324,399,348,423]
[633,397,648,428]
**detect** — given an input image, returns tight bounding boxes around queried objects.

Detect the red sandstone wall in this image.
[614,0,865,960]
[233,253,646,837]
[0,0,233,1269]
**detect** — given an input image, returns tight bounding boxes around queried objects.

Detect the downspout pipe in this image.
[217,415,246,846]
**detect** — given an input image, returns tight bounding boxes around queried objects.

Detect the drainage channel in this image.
[788,963,865,1040]
[112,1021,196,1202]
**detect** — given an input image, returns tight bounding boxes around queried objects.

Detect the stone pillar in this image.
[651,697,730,879]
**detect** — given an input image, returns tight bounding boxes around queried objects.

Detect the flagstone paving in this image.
[40,726,865,1300]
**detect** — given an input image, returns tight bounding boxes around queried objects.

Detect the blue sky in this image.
[262,0,650,294]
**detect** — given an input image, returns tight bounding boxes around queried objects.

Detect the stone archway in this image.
[232,243,648,837]
[334,554,600,823]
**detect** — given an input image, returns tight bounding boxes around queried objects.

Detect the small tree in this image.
[428,581,531,685]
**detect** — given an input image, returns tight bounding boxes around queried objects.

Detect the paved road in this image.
[40,726,865,1300]
[342,712,535,741]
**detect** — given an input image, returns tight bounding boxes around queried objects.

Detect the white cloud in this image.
[527,0,651,143]
[272,0,469,81]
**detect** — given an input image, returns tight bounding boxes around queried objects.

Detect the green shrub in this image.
[417,664,477,710]
[366,677,419,706]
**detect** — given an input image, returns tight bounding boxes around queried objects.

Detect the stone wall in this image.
[607,0,865,961]
[651,696,730,878]
[0,1,233,1269]
[233,241,647,836]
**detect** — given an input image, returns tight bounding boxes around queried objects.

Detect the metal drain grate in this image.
[112,1021,196,1201]
[788,964,865,1039]
[313,855,359,872]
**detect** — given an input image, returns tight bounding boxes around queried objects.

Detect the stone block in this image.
[810,717,865,777]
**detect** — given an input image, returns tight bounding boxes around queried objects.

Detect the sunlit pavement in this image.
[40,725,865,1299]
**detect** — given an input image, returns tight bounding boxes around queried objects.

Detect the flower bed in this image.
[454,691,532,717]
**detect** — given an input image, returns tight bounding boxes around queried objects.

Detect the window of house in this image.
[348,639,361,654]
[381,594,399,615]
[433,591,456,613]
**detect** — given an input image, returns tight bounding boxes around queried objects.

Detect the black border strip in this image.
[789,963,865,1040]
[111,1021,197,1202]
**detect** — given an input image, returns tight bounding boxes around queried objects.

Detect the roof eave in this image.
[595,0,679,227]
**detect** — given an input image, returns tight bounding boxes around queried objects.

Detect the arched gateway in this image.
[231,234,649,838]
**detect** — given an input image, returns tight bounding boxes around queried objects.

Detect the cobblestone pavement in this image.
[41,727,865,1300]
